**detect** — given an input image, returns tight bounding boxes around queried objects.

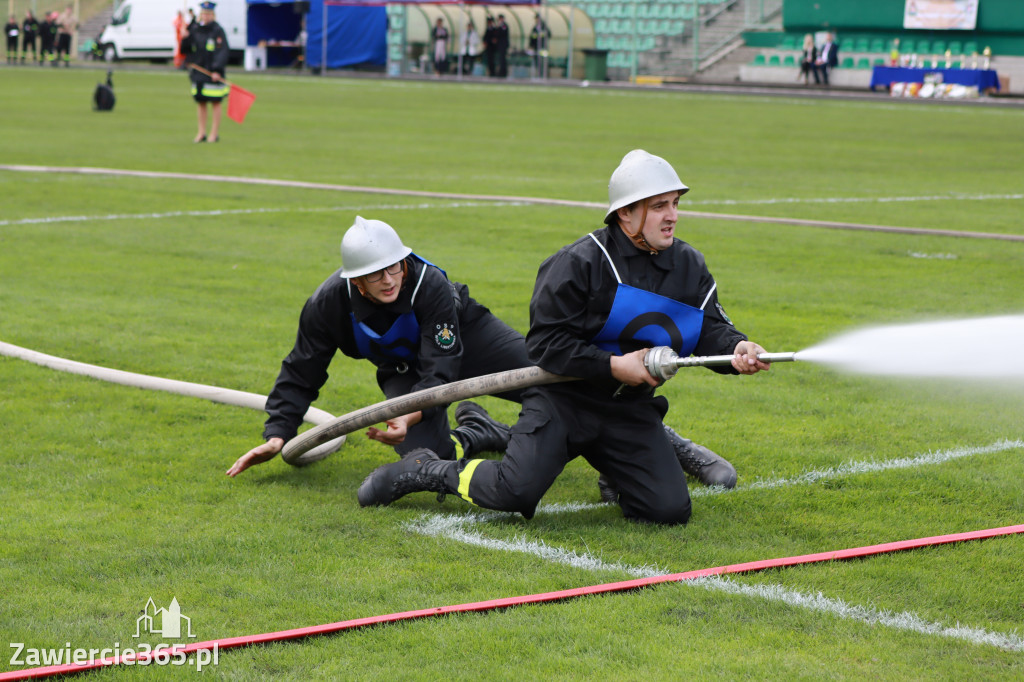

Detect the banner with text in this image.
[904,0,978,30]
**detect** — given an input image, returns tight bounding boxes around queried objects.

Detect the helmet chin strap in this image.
[624,200,657,255]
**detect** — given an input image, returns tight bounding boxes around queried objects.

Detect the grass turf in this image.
[1,67,1022,679]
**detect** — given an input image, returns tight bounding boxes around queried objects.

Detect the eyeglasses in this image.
[364,262,403,283]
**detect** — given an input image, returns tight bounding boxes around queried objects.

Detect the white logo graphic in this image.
[134,597,196,639]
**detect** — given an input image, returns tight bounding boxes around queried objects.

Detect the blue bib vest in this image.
[586,233,713,358]
[348,254,442,365]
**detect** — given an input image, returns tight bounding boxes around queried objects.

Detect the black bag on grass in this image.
[94,71,115,112]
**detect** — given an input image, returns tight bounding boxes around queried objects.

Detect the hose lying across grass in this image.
[2,524,1020,680]
[0,340,345,465]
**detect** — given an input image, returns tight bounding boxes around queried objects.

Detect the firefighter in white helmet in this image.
[227,216,527,476]
[358,151,771,524]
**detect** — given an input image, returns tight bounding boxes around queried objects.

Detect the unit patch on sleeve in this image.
[715,302,733,325]
[434,323,457,351]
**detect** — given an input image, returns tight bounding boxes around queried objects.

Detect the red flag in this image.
[226,84,256,124]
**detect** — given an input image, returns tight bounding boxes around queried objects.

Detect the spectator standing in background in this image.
[38,12,57,65]
[482,16,497,77]
[55,4,76,67]
[495,14,509,78]
[5,14,18,64]
[528,13,550,72]
[431,17,449,76]
[21,10,39,64]
[459,20,480,75]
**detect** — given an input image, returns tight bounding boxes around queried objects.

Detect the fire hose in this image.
[281,347,796,465]
[0,340,346,467]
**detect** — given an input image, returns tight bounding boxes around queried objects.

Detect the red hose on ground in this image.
[3,524,1021,680]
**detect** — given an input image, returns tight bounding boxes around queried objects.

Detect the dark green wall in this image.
[774,0,1024,55]
[783,0,1024,33]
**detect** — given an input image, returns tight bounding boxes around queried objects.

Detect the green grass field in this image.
[2,67,1023,680]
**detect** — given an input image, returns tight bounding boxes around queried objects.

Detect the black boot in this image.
[595,427,737,500]
[664,425,737,489]
[452,401,510,457]
[597,474,619,504]
[357,448,456,507]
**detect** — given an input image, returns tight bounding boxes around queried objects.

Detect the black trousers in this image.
[461,385,692,525]
[377,310,529,460]
[56,33,71,60]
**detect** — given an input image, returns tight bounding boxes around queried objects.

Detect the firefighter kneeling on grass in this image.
[181,1,228,143]
[358,150,772,524]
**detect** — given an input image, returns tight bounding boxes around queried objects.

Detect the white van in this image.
[99,0,246,61]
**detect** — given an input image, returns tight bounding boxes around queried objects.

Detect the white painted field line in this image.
[406,514,1024,652]
[0,201,526,227]
[528,440,1024,513]
[691,576,1024,653]
[5,164,1024,242]
[689,192,1024,207]
[405,512,666,578]
[722,439,1024,497]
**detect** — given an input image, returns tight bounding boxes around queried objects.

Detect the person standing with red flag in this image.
[181,1,229,143]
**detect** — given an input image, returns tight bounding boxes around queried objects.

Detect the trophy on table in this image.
[944,49,952,68]
[983,46,992,70]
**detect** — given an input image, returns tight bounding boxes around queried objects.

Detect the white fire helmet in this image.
[339,216,412,279]
[604,150,689,222]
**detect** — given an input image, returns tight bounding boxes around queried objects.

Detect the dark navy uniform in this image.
[456,224,747,524]
[182,20,229,102]
[264,256,528,460]
[38,16,55,65]
[21,15,38,63]
[5,20,17,63]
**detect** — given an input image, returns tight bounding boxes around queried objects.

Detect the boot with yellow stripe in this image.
[358,448,459,507]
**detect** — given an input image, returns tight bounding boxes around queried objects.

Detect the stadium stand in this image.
[737,0,1024,93]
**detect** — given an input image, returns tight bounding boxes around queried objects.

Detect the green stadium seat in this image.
[854,38,869,52]
[932,40,947,54]
[952,61,962,69]
[963,41,978,54]
[783,55,796,66]
[779,35,798,50]
[916,40,931,54]
[767,54,781,66]
[595,18,610,32]
[948,40,962,54]
[752,54,766,65]
[873,57,886,66]
[856,57,871,69]
[869,38,885,53]
[641,35,656,50]
[841,56,854,68]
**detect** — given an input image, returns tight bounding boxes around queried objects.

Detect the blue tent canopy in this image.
[248,0,541,70]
